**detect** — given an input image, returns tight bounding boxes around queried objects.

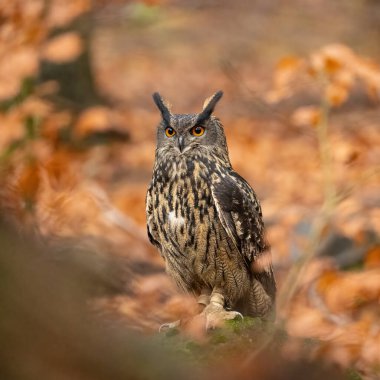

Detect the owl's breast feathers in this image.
[146,153,217,255]
[147,151,269,262]
[146,151,276,301]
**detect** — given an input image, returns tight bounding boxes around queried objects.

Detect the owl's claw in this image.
[230,311,244,320]
[159,319,181,332]
[202,304,244,330]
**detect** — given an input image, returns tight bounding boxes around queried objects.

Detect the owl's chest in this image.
[151,159,218,253]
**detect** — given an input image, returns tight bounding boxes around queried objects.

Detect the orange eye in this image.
[165,127,176,137]
[190,125,205,137]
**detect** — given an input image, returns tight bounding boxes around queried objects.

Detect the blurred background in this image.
[0,0,379,379]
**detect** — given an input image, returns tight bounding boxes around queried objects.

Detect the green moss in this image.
[346,368,363,380]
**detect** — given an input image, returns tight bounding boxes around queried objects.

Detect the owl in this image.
[146,91,276,329]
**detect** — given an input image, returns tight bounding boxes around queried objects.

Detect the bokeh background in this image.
[0,1,379,379]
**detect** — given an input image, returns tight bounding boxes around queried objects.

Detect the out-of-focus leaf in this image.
[16,161,41,209]
[325,83,349,107]
[0,77,35,111]
[46,0,91,28]
[317,269,380,313]
[266,56,304,103]
[286,304,335,339]
[309,44,353,77]
[41,32,83,63]
[365,246,380,269]
[291,106,321,127]
[74,106,125,138]
[0,48,38,101]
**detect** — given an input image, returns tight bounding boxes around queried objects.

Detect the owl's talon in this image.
[159,320,181,332]
[202,303,244,330]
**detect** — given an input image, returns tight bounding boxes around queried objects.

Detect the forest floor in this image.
[0,1,379,379]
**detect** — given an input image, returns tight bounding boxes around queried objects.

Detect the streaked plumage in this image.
[146,92,275,325]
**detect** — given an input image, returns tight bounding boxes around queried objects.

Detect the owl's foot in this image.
[197,289,211,312]
[202,290,243,329]
[202,303,243,329]
[159,319,181,332]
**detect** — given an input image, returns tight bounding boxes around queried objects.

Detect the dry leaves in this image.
[291,106,321,127]
[41,32,83,63]
[0,1,379,378]
[267,43,380,124]
[266,56,304,103]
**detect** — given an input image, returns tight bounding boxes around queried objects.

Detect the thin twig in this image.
[316,76,335,217]
[277,73,338,316]
[88,183,149,244]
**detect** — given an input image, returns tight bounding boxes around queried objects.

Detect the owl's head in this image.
[152,91,229,160]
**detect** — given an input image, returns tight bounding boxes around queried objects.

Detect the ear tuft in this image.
[152,92,172,125]
[202,95,213,110]
[197,91,223,124]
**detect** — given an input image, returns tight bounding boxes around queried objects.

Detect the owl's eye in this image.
[190,125,205,137]
[165,127,176,137]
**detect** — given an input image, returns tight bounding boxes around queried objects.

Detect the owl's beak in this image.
[177,136,185,153]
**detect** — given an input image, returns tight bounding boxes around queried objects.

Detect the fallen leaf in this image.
[291,106,321,127]
[365,246,380,269]
[41,32,83,63]
[325,82,349,107]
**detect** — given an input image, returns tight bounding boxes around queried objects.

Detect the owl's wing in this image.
[211,170,268,263]
[211,171,276,298]
[145,189,161,250]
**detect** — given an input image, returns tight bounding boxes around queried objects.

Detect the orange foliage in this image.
[268,43,380,113]
[291,106,321,127]
[365,246,380,269]
[41,32,83,63]
[0,1,379,378]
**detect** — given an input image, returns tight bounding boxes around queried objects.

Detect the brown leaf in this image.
[316,315,375,368]
[334,69,355,90]
[41,32,83,63]
[286,305,335,339]
[361,328,380,368]
[17,161,41,206]
[325,82,349,107]
[309,44,354,77]
[0,48,39,100]
[47,0,91,28]
[276,56,304,79]
[365,246,380,269]
[291,106,321,127]
[352,57,380,89]
[266,56,304,103]
[318,270,380,313]
[74,106,125,138]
